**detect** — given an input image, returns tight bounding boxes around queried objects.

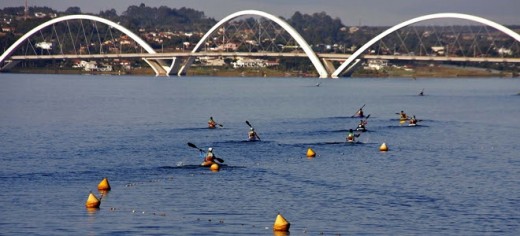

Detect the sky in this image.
[1,0,519,26]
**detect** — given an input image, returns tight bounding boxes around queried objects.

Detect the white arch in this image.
[0,14,159,69]
[180,9,328,78]
[332,13,520,78]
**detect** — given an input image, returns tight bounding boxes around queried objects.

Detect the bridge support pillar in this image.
[167,57,181,76]
[0,60,21,71]
[177,57,196,76]
[333,59,362,78]
[144,57,191,76]
[142,58,169,76]
[321,59,336,77]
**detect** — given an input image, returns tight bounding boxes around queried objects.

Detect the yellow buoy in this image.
[210,163,220,171]
[97,177,111,191]
[306,148,316,158]
[379,142,388,152]
[273,213,290,232]
[85,192,101,208]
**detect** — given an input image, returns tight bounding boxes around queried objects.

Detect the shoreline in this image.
[3,65,517,78]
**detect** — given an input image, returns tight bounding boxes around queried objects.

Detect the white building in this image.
[36,42,52,50]
[431,46,445,55]
[200,57,226,66]
[364,59,388,70]
[232,58,268,68]
[497,47,512,56]
[72,60,112,72]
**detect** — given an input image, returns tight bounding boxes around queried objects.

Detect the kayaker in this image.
[398,110,408,120]
[419,89,424,96]
[208,117,217,129]
[358,120,366,129]
[201,147,216,166]
[355,108,364,117]
[409,115,418,125]
[248,128,260,141]
[346,129,358,142]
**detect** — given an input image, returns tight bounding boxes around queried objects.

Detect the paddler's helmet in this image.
[250,128,254,131]
[208,147,213,151]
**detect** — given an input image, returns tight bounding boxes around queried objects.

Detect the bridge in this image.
[1,10,519,78]
[11,52,520,63]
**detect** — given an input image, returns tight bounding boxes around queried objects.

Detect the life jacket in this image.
[208,120,216,128]
[347,133,354,141]
[248,131,256,140]
[204,152,214,162]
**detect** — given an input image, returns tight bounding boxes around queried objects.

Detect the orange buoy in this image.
[85,192,101,208]
[379,142,388,152]
[210,163,220,171]
[273,213,290,232]
[97,177,111,191]
[306,148,316,158]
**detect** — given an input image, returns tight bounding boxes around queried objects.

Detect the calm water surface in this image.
[0,74,519,235]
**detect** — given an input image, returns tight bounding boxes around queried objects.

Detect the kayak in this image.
[355,126,366,132]
[408,123,417,127]
[201,161,216,167]
[248,137,259,142]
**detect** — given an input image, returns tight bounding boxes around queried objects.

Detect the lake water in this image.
[0,74,519,235]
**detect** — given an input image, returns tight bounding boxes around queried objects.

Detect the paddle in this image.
[351,104,365,117]
[245,120,261,141]
[187,142,224,163]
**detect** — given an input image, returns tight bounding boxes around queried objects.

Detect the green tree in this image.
[64,7,81,15]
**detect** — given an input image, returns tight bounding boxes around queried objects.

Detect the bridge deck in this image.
[10,53,520,63]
